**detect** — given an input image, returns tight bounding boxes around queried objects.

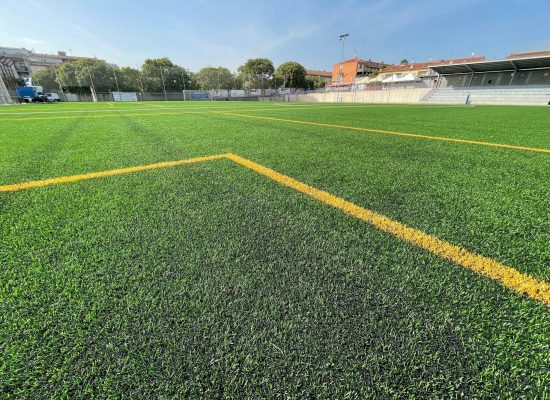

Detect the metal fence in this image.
[56,88,307,102]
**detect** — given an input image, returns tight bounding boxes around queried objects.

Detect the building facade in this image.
[0,46,100,86]
[305,69,332,83]
[331,58,385,85]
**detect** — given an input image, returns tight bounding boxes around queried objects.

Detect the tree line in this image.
[33,57,327,93]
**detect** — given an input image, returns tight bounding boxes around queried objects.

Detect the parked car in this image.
[45,92,60,102]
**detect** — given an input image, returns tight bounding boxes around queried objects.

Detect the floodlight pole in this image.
[339,33,349,62]
[338,33,349,85]
[160,67,167,101]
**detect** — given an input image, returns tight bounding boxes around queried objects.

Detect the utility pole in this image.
[137,64,144,89]
[111,65,121,101]
[160,67,167,101]
[85,60,97,102]
[136,65,145,101]
[181,70,187,100]
[51,65,66,102]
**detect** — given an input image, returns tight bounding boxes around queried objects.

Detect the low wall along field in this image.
[290,88,431,104]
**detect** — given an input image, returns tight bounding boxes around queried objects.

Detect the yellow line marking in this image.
[1,153,548,305]
[0,154,227,192]
[0,103,324,116]
[216,112,550,154]
[8,104,546,154]
[0,109,235,122]
[225,153,550,305]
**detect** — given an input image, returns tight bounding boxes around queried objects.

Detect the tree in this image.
[237,58,274,92]
[140,58,192,92]
[400,59,410,65]
[163,66,193,91]
[32,68,59,92]
[141,58,173,92]
[305,78,316,90]
[52,59,115,92]
[56,62,79,87]
[316,79,326,89]
[275,61,306,89]
[304,76,326,90]
[194,67,233,90]
[48,57,193,94]
[117,67,143,92]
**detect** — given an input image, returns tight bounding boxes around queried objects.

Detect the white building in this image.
[0,46,101,82]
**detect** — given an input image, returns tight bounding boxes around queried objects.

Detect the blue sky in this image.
[2,0,549,71]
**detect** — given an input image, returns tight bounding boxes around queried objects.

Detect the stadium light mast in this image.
[338,33,349,85]
[339,33,349,62]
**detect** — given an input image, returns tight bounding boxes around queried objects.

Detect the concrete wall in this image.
[0,74,11,104]
[288,88,431,104]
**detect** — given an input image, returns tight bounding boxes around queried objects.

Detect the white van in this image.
[45,93,60,102]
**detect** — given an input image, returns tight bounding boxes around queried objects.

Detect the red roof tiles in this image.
[381,56,486,73]
[306,69,332,78]
[506,50,550,60]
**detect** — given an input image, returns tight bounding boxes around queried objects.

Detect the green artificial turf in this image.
[0,101,549,398]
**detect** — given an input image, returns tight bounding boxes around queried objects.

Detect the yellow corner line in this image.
[1,152,548,305]
[216,112,550,154]
[0,153,228,192]
[224,153,550,305]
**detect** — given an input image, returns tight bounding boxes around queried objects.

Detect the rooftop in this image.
[506,50,550,60]
[337,57,385,67]
[306,69,332,78]
[430,53,550,74]
[382,56,486,74]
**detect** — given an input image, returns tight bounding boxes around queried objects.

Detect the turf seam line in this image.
[1,153,548,305]
[214,112,550,154]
